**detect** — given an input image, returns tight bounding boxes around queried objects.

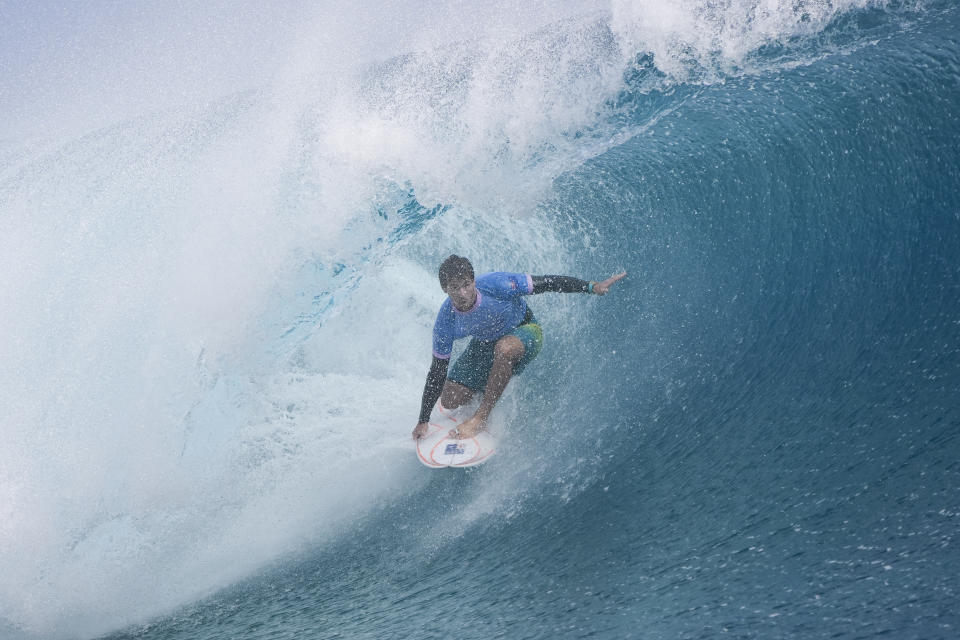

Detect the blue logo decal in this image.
[445,443,465,455]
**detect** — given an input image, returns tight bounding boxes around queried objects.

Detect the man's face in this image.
[444,276,477,312]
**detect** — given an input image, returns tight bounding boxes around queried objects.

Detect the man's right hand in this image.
[412,422,430,440]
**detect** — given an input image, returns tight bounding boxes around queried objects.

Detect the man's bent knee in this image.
[441,380,473,409]
[494,335,525,363]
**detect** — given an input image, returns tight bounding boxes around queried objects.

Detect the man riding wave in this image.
[413,255,626,440]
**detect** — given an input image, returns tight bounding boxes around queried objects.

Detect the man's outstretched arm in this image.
[413,356,449,438]
[531,271,626,295]
[531,275,591,293]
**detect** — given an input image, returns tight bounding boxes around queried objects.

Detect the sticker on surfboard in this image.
[416,404,497,468]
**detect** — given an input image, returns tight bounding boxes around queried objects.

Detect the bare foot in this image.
[449,414,486,439]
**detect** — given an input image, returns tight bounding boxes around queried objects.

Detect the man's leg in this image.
[475,335,525,421]
[452,335,525,437]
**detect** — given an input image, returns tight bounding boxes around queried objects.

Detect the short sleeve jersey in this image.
[432,272,534,359]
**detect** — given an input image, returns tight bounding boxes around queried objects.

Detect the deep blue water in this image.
[2,2,958,639]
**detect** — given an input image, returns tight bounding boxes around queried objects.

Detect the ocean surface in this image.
[1,1,958,638]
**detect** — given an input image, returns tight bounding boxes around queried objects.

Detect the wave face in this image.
[2,1,959,639]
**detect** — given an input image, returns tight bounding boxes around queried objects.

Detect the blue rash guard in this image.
[431,272,534,360]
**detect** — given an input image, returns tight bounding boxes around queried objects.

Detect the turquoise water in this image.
[2,2,958,638]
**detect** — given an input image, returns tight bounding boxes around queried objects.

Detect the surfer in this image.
[412,255,626,440]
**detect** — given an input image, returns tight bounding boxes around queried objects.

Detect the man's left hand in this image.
[594,271,627,295]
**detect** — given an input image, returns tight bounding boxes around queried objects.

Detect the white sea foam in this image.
[611,0,887,79]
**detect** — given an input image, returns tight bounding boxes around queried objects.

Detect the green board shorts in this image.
[447,321,544,392]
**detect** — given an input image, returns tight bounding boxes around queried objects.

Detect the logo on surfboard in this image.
[444,443,466,455]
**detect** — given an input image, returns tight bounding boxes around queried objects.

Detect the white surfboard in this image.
[416,404,497,468]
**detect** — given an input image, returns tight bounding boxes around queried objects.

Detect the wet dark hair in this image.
[438,254,474,289]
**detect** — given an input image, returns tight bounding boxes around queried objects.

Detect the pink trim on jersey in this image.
[525,274,534,293]
[433,350,451,359]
